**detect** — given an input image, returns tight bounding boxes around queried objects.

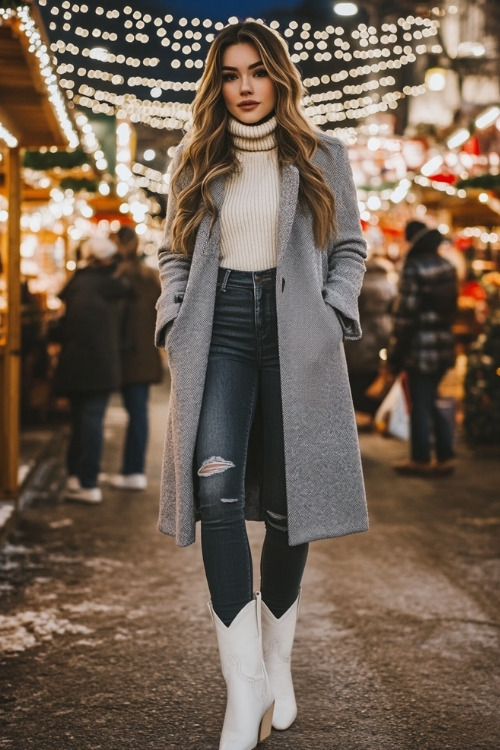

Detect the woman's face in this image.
[220,42,277,124]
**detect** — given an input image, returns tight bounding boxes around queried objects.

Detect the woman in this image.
[155,21,368,749]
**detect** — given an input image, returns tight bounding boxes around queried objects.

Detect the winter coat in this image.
[115,258,163,385]
[54,264,128,395]
[155,133,368,547]
[387,243,458,374]
[344,256,397,374]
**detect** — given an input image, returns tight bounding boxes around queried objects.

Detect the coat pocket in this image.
[323,300,344,343]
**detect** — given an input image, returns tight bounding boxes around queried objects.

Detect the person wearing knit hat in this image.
[83,236,117,262]
[155,21,367,748]
[405,220,444,254]
[387,220,458,477]
[53,235,129,504]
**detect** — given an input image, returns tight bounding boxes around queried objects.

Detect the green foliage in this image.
[59,177,98,192]
[456,174,500,193]
[23,149,90,170]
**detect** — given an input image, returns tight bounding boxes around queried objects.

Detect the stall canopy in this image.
[0,2,77,148]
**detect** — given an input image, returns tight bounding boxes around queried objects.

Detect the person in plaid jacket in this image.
[387,220,458,476]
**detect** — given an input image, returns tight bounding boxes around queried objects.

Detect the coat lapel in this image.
[202,174,225,257]
[277,164,300,262]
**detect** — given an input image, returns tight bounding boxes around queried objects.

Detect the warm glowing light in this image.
[0,121,18,147]
[89,46,109,61]
[333,2,358,16]
[456,41,485,58]
[447,129,470,149]
[425,67,446,92]
[367,195,382,211]
[475,106,500,130]
[421,155,443,177]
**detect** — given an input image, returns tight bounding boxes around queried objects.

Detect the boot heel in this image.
[258,702,275,743]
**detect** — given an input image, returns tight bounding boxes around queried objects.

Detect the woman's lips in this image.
[238,101,259,109]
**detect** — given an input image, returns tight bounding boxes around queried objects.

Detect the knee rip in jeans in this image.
[197,456,235,477]
[266,510,288,533]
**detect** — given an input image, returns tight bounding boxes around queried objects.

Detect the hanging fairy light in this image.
[115,117,133,198]
[333,3,359,16]
[447,128,470,149]
[38,0,440,132]
[0,122,19,148]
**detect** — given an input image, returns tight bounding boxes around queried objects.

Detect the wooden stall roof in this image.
[420,187,500,228]
[0,4,73,148]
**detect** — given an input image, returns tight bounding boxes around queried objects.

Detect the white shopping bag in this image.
[374,374,410,441]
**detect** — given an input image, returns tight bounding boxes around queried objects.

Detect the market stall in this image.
[0,1,80,499]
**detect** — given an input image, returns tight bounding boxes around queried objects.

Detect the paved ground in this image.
[0,382,499,750]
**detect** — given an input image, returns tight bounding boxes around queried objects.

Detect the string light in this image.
[73,90,191,130]
[132,162,170,194]
[25,1,494,226]
[0,122,19,148]
[39,0,439,132]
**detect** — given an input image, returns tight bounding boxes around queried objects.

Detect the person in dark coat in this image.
[54,237,129,503]
[387,220,458,476]
[107,225,163,491]
[344,252,397,423]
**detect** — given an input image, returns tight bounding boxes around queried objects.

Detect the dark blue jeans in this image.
[407,368,454,463]
[67,391,110,488]
[195,268,308,625]
[121,383,150,475]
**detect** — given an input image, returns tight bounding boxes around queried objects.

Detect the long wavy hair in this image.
[170,21,337,256]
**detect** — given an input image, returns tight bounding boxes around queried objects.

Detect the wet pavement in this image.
[0,382,499,749]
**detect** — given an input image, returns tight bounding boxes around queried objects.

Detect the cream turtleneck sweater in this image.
[220,116,280,271]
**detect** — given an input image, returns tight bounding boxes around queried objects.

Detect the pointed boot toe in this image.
[262,595,300,731]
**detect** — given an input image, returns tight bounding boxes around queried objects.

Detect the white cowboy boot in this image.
[209,592,275,750]
[261,593,300,731]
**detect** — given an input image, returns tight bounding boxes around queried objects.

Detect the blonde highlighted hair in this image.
[170,21,336,256]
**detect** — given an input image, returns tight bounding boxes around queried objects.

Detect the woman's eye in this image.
[254,68,268,77]
[222,73,237,82]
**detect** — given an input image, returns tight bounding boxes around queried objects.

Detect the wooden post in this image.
[0,146,22,497]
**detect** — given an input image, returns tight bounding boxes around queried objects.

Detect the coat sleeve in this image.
[155,145,192,348]
[321,139,367,341]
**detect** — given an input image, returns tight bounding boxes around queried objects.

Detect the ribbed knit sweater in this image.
[220,116,280,271]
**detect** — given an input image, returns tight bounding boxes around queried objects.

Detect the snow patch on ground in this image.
[0,609,93,654]
[63,601,124,615]
[83,557,127,570]
[1,543,31,556]
[48,518,74,529]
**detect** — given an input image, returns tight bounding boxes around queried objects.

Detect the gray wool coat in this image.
[155,132,369,547]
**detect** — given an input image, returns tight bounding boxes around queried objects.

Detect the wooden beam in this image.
[0,147,22,497]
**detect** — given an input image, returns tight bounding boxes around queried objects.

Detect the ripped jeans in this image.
[195,267,308,626]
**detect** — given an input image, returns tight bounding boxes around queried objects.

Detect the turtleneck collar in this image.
[228,116,277,152]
